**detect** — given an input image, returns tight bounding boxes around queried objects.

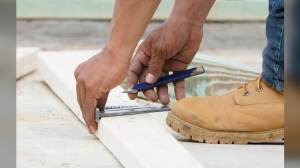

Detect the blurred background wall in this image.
[17,0,268,21]
[16,0,268,69]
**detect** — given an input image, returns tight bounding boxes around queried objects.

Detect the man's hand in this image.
[73,0,161,134]
[74,48,129,134]
[126,18,203,105]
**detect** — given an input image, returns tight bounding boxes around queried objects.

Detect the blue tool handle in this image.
[128,66,204,93]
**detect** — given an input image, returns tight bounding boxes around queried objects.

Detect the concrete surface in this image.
[153,112,284,168]
[131,101,284,168]
[17,20,266,68]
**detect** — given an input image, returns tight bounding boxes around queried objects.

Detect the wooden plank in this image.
[121,52,261,104]
[17,47,39,79]
[36,50,204,168]
[17,0,268,21]
[17,72,123,168]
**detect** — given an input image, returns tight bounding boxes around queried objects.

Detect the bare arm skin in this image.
[126,0,215,104]
[74,0,161,134]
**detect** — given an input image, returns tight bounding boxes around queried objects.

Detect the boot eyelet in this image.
[256,86,263,92]
[243,92,250,96]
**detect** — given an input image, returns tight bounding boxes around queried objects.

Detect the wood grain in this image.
[37,50,204,168]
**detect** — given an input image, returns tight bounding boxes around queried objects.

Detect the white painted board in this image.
[17,47,39,79]
[17,72,122,167]
[37,50,204,168]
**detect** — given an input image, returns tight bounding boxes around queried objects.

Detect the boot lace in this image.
[243,76,263,96]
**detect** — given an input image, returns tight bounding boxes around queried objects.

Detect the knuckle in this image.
[85,117,94,124]
[74,68,80,78]
[74,63,84,78]
[76,75,85,83]
[85,82,94,91]
[85,115,95,124]
[152,44,168,57]
[152,45,164,54]
[83,104,94,113]
[93,90,103,99]
[148,60,161,72]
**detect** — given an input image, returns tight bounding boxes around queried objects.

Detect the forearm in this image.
[107,0,161,63]
[170,0,215,28]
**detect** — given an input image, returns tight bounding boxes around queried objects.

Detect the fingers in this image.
[74,49,131,135]
[75,70,93,134]
[156,85,169,105]
[135,63,157,101]
[76,82,83,114]
[126,55,142,100]
[75,65,84,112]
[84,91,98,134]
[79,83,93,133]
[162,59,189,72]
[156,70,170,105]
[146,49,165,84]
[143,89,159,102]
[80,84,87,117]
[126,75,138,100]
[126,49,150,100]
[127,44,171,104]
[142,69,170,104]
[75,69,99,134]
[173,79,185,100]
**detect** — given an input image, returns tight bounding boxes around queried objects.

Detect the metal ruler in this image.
[95,105,171,122]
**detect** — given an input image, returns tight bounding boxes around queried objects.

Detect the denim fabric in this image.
[262,0,284,92]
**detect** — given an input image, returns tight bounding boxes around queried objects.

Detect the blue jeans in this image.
[262,0,284,92]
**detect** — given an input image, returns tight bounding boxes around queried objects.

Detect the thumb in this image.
[146,53,165,84]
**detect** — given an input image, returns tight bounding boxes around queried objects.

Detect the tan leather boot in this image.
[166,76,284,144]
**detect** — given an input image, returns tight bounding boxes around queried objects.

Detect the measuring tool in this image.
[95,105,171,122]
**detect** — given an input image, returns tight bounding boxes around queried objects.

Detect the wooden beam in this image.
[37,50,204,168]
[17,0,268,21]
[17,47,39,79]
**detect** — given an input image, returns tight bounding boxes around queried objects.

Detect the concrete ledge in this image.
[17,47,39,79]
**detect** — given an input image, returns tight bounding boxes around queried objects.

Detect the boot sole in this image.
[166,112,284,144]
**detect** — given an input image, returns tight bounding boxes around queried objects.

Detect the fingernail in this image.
[90,126,96,134]
[146,73,154,83]
[87,126,93,134]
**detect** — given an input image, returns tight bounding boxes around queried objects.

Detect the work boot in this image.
[166,76,284,144]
